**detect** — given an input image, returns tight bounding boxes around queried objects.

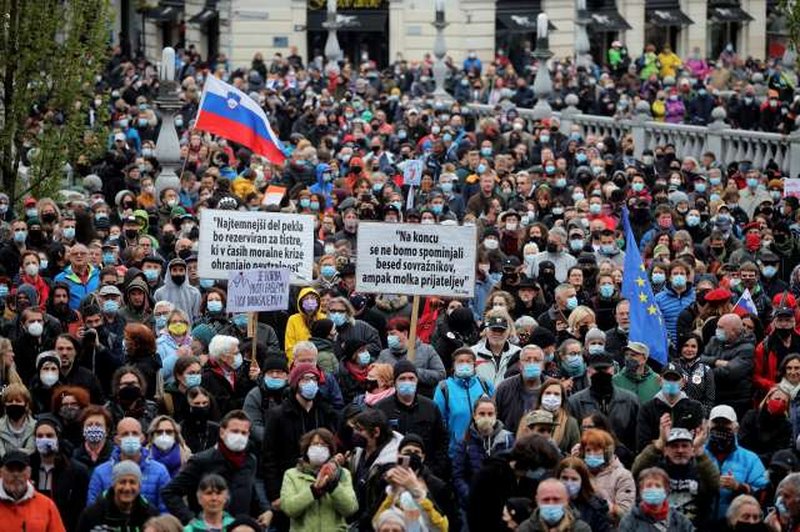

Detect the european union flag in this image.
[620,207,669,365]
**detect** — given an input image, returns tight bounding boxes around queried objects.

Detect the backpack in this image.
[438,377,490,416]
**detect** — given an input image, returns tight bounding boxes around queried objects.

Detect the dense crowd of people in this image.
[2,39,800,532]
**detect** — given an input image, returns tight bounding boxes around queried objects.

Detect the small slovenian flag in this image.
[733,288,758,317]
[195,76,287,165]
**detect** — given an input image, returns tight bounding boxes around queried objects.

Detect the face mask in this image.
[199,279,215,289]
[397,381,417,398]
[563,479,581,498]
[357,351,372,366]
[584,453,605,469]
[715,328,727,343]
[13,230,26,243]
[563,354,585,376]
[455,363,474,379]
[541,394,562,412]
[483,239,499,250]
[709,427,736,453]
[763,266,778,278]
[155,315,167,330]
[672,274,687,288]
[35,436,58,455]
[747,177,759,189]
[144,269,159,282]
[441,182,454,193]
[522,362,542,380]
[40,369,59,387]
[207,300,224,313]
[103,300,119,314]
[62,227,76,240]
[387,334,402,350]
[641,487,667,506]
[599,284,615,299]
[230,353,243,370]
[569,239,584,252]
[172,274,186,285]
[476,164,487,174]
[102,252,115,265]
[566,296,578,310]
[539,504,565,524]
[686,214,700,227]
[589,203,602,215]
[223,432,248,452]
[662,380,681,396]
[153,433,175,451]
[552,207,564,216]
[120,435,142,455]
[329,312,347,327]
[474,416,495,433]
[84,425,106,443]
[27,322,44,337]
[301,298,319,313]
[572,192,585,202]
[540,135,550,144]
[480,147,492,157]
[652,272,666,284]
[22,262,40,277]
[588,344,605,356]
[168,322,188,336]
[546,242,559,253]
[184,373,202,388]
[299,380,319,400]
[307,444,331,466]
[431,204,444,215]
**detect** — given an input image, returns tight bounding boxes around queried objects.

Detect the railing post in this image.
[560,94,580,135]
[631,101,651,159]
[706,106,728,162]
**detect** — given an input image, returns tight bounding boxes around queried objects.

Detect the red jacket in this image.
[0,484,65,532]
[753,338,779,395]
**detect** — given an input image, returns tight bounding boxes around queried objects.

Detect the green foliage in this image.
[0,0,110,205]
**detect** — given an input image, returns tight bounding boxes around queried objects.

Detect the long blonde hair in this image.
[0,338,23,390]
[147,415,192,463]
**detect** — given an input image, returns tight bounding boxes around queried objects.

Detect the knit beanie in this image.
[36,351,60,371]
[263,356,289,373]
[288,363,321,389]
[393,360,417,381]
[584,327,606,345]
[112,460,142,484]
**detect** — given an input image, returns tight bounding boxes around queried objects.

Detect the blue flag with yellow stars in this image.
[620,207,669,365]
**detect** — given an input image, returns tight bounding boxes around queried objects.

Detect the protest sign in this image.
[785,178,800,198]
[198,209,314,282]
[403,159,423,186]
[226,269,290,313]
[355,222,477,298]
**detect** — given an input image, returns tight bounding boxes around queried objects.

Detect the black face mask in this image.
[41,213,56,223]
[172,274,186,285]
[190,405,210,419]
[708,428,736,454]
[365,379,379,392]
[124,229,138,240]
[117,386,142,403]
[590,371,614,396]
[5,404,26,422]
[546,242,559,253]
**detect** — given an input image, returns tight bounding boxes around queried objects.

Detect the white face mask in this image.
[24,264,39,277]
[223,432,248,452]
[153,434,175,451]
[483,239,499,250]
[40,370,59,387]
[27,322,44,337]
[307,444,331,466]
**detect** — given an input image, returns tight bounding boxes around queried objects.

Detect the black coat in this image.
[72,440,113,476]
[201,359,257,414]
[261,394,340,500]
[739,407,794,466]
[162,446,267,524]
[374,394,450,479]
[62,363,105,404]
[29,452,90,531]
[636,394,704,452]
[333,319,382,359]
[76,487,158,532]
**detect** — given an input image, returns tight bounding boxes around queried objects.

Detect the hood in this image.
[126,276,152,299]
[315,163,331,186]
[133,209,150,233]
[372,431,404,467]
[16,283,39,308]
[0,481,34,504]
[295,286,319,313]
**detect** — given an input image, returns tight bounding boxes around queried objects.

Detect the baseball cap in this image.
[2,450,30,468]
[484,316,508,330]
[661,362,682,379]
[98,285,122,297]
[625,341,649,358]
[666,428,693,444]
[773,307,795,318]
[114,132,126,142]
[523,410,555,427]
[587,352,614,369]
[709,404,737,423]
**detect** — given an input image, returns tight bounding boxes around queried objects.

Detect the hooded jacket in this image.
[285,287,325,361]
[153,259,201,319]
[54,264,100,310]
[119,277,153,325]
[0,481,65,532]
[452,421,514,505]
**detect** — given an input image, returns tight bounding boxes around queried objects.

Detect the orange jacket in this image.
[0,484,65,532]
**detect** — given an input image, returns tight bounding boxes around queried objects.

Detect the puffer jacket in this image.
[452,422,514,505]
[280,464,358,532]
[700,331,755,417]
[285,287,325,361]
[377,340,446,397]
[592,456,636,520]
[54,264,100,310]
[434,375,495,458]
[86,446,171,512]
[654,285,695,344]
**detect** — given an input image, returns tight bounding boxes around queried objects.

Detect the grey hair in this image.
[725,494,761,526]
[549,227,567,242]
[520,344,544,359]
[208,335,239,360]
[778,473,800,496]
[153,300,175,314]
[515,316,538,330]
[292,341,318,360]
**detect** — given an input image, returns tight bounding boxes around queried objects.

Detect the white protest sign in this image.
[198,210,314,283]
[355,222,477,297]
[403,159,423,186]
[226,269,290,313]
[785,178,800,198]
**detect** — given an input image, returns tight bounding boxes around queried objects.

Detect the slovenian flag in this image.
[733,288,758,317]
[195,76,287,165]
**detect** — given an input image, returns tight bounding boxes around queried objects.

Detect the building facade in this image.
[117,0,781,71]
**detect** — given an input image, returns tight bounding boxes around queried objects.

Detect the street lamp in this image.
[531,13,553,120]
[431,0,450,99]
[323,0,343,75]
[154,46,182,197]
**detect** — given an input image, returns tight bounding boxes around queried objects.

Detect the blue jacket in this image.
[639,225,676,253]
[704,441,768,520]
[452,423,514,505]
[655,285,695,344]
[469,273,501,322]
[433,375,495,459]
[54,265,100,310]
[87,446,171,513]
[309,163,334,208]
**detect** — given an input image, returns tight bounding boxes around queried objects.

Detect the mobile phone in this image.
[397,455,411,468]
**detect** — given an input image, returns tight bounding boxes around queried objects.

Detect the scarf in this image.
[640,500,669,522]
[150,443,182,477]
[218,441,247,468]
[779,378,800,400]
[344,360,370,382]
[365,387,395,406]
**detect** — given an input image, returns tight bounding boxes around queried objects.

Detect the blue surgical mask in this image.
[387,334,402,350]
[588,344,605,355]
[207,300,223,313]
[184,374,202,388]
[632,182,645,192]
[747,177,759,189]
[539,504,565,524]
[522,362,542,380]
[63,227,75,240]
[564,354,585,376]
[641,487,667,506]
[662,380,681,396]
[102,252,115,265]
[144,269,159,281]
[569,239,584,252]
[694,183,706,193]
[120,435,141,455]
[310,201,320,210]
[102,300,119,314]
[686,214,700,227]
[480,147,492,157]
[329,312,347,327]
[357,351,372,366]
[14,230,27,243]
[584,453,605,469]
[455,363,474,379]
[155,315,167,329]
[397,381,417,397]
[652,272,666,284]
[599,284,615,299]
[566,296,578,310]
[430,204,443,215]
[763,265,778,278]
[576,153,587,163]
[589,203,602,215]
[40,260,48,270]
[441,182,453,193]
[264,376,287,390]
[477,164,487,174]
[299,380,319,400]
[231,353,243,370]
[0,285,8,298]
[199,278,215,289]
[321,265,337,278]
[715,328,727,343]
[672,274,687,288]
[233,314,249,328]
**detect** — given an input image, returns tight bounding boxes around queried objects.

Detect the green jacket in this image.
[280,465,359,532]
[183,512,235,531]
[613,367,660,404]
